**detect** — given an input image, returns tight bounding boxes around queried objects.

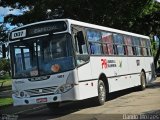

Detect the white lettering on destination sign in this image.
[31,26,58,35]
[12,30,26,39]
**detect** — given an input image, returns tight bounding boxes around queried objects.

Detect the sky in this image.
[0,6,26,23]
[0,6,29,31]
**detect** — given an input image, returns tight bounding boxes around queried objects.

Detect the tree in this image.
[0,23,8,43]
[133,9,160,69]
[0,0,156,32]
[154,36,160,69]
[1,0,160,68]
[0,58,10,75]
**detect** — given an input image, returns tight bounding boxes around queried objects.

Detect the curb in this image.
[0,86,11,92]
[0,104,13,109]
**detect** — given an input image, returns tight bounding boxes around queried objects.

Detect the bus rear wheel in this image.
[46,102,60,111]
[95,80,106,105]
[139,72,146,90]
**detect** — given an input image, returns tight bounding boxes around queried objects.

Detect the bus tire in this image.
[46,102,60,111]
[95,80,106,105]
[139,72,146,90]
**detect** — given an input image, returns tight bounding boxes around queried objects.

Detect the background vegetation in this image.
[0,0,160,69]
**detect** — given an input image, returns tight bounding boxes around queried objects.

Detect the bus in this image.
[6,19,156,110]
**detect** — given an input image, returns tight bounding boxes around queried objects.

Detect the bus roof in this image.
[11,19,149,39]
[68,19,149,39]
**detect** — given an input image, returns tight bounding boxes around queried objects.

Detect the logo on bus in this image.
[101,59,122,69]
[101,59,107,69]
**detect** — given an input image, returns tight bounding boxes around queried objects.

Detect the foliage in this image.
[0,0,157,33]
[151,39,157,57]
[0,23,9,43]
[0,0,159,35]
[0,73,11,88]
[0,0,160,67]
[0,58,10,73]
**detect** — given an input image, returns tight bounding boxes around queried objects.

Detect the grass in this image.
[0,74,12,107]
[0,73,11,87]
[0,98,13,106]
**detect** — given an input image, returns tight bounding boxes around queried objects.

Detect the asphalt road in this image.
[1,78,160,120]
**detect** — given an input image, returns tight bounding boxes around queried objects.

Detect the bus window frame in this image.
[71,24,152,58]
[71,25,90,67]
[9,32,76,79]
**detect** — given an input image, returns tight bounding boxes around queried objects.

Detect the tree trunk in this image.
[154,36,160,70]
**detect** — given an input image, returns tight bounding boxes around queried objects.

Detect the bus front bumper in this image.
[12,94,62,106]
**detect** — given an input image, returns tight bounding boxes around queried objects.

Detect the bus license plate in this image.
[36,98,47,103]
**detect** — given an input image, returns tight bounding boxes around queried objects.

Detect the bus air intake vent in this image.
[24,86,57,97]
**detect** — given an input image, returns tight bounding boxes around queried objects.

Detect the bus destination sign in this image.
[11,21,67,40]
[28,21,67,36]
[29,26,59,35]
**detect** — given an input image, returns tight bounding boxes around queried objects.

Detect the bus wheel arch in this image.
[94,73,109,106]
[141,69,146,79]
[99,73,109,94]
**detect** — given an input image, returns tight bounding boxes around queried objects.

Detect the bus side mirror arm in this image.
[2,44,6,58]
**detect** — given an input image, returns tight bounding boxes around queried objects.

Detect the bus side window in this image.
[71,25,88,55]
[146,39,151,56]
[140,39,147,56]
[76,31,88,54]
[132,37,141,56]
[113,34,125,55]
[86,29,103,55]
[124,35,133,56]
[72,25,90,66]
[101,32,114,55]
[89,42,102,55]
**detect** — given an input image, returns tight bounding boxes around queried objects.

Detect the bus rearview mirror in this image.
[77,31,85,45]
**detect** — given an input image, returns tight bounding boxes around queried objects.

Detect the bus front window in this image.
[10,33,75,78]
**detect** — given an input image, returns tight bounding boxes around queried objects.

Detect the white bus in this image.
[7,19,156,110]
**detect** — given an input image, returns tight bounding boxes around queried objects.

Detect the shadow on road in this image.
[18,87,140,120]
[107,87,137,101]
[143,109,160,115]
[2,79,160,120]
[147,81,160,89]
[18,99,99,120]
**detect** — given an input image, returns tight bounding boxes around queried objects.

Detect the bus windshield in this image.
[10,33,75,78]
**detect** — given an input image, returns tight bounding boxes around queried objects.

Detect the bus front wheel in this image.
[95,80,106,105]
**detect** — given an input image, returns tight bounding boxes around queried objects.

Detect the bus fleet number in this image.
[12,30,26,39]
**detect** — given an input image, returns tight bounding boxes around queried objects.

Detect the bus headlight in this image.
[55,72,76,94]
[20,91,25,97]
[56,84,74,94]
[20,91,30,98]
[13,90,30,98]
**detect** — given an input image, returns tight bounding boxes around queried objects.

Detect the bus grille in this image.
[25,86,57,97]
